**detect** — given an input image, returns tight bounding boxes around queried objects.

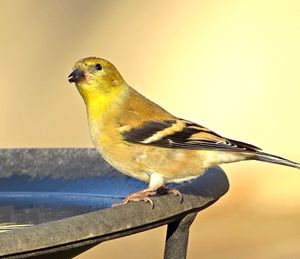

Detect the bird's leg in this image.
[113,173,182,208]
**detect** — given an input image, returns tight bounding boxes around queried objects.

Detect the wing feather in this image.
[122,119,261,152]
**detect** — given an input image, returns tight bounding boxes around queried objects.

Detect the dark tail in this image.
[251,152,300,169]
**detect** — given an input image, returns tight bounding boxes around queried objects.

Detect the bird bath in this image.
[0,148,229,258]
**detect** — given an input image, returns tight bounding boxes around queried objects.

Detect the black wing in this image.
[122,119,261,152]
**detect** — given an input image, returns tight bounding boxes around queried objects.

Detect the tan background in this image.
[1,0,300,258]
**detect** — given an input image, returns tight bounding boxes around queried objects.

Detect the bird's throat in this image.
[80,91,110,119]
[76,84,125,120]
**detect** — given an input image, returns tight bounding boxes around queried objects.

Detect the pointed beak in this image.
[68,68,85,83]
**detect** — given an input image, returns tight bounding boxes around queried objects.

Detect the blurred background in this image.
[1,0,300,258]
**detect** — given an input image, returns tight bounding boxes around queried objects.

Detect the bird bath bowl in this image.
[0,148,229,258]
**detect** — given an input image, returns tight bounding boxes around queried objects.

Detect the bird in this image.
[68,57,300,207]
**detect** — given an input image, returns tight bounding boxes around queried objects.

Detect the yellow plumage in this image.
[68,57,299,205]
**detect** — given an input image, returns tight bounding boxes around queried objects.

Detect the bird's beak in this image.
[68,68,85,83]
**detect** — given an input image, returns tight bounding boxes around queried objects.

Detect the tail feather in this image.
[251,152,300,169]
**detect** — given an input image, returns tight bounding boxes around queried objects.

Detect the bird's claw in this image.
[112,187,182,208]
[157,186,183,203]
[113,189,155,208]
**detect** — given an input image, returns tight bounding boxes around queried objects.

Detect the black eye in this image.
[95,63,102,70]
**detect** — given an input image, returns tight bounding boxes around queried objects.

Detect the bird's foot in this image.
[113,188,156,208]
[112,186,182,208]
[157,186,183,203]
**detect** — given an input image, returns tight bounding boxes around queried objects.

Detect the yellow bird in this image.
[68,57,300,206]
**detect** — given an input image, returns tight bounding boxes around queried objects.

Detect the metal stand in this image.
[164,212,198,259]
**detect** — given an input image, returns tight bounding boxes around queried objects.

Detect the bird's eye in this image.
[95,63,102,71]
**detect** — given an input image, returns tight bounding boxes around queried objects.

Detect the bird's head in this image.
[68,57,126,101]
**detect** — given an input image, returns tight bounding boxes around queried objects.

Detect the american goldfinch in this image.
[68,57,300,206]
